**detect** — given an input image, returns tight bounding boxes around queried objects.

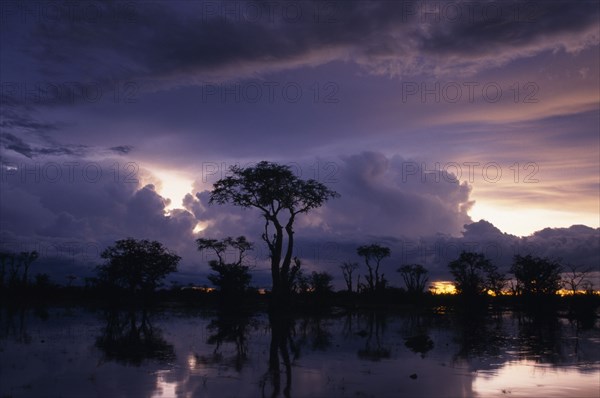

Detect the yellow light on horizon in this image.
[556,288,600,296]
[468,203,599,237]
[430,281,457,295]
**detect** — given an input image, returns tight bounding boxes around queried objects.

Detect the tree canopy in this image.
[448,251,498,297]
[398,264,429,295]
[196,236,253,298]
[357,244,391,293]
[97,238,180,294]
[511,254,562,297]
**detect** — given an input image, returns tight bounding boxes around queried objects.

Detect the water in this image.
[1,307,598,397]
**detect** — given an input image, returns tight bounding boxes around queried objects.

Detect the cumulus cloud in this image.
[317,151,474,238]
[1,148,597,288]
[0,152,201,280]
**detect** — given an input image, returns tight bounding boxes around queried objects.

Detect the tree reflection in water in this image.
[450,307,576,367]
[95,308,175,366]
[356,311,391,361]
[0,306,32,344]
[196,311,253,372]
[296,315,332,352]
[401,311,435,358]
[261,313,295,398]
[515,311,564,364]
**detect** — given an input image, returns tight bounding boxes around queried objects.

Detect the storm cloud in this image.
[0,1,598,288]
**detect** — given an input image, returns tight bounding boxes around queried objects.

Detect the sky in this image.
[1,0,599,288]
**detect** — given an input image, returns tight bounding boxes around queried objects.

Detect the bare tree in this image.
[340,262,359,293]
[397,264,429,295]
[562,263,593,295]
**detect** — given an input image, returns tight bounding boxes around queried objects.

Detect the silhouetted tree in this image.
[19,251,38,287]
[34,273,52,289]
[197,236,253,299]
[511,254,562,297]
[291,267,333,298]
[340,261,359,293]
[209,161,339,307]
[0,252,8,289]
[397,264,429,295]
[562,263,593,295]
[357,244,390,293]
[0,251,38,289]
[308,271,333,296]
[97,238,180,294]
[487,268,508,297]
[288,257,305,294]
[448,251,497,297]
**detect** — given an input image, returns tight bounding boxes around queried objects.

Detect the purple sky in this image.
[1,0,598,288]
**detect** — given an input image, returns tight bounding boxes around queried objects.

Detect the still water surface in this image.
[1,307,598,397]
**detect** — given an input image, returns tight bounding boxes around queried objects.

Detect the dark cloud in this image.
[418,1,599,55]
[0,110,87,158]
[0,132,35,158]
[11,1,597,85]
[0,131,80,158]
[109,145,133,154]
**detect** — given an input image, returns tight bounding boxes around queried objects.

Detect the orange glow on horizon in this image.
[556,288,600,296]
[430,281,457,295]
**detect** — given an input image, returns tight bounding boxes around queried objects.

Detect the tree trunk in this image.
[271,222,284,300]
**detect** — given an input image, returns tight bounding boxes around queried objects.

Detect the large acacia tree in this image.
[209,161,339,305]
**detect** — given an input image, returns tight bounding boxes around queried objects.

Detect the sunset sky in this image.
[1,0,598,287]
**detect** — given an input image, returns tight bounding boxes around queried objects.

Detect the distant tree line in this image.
[1,162,596,313]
